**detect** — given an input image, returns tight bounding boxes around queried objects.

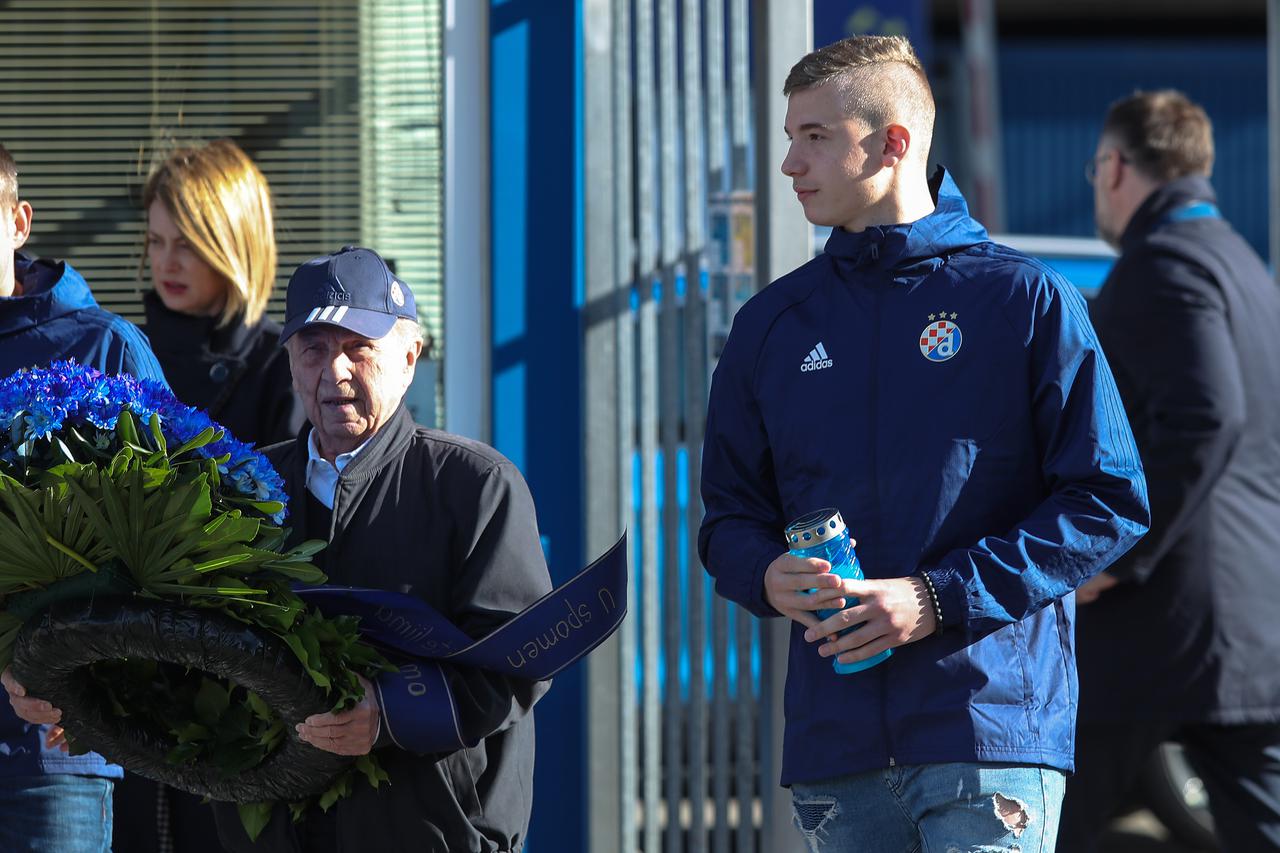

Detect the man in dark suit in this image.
[1059,90,1280,852]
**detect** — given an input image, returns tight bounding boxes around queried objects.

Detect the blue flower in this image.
[0,362,290,521]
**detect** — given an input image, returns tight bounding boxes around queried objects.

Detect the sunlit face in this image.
[286,324,421,461]
[780,84,882,232]
[147,200,227,317]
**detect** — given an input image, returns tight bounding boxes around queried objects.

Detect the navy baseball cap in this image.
[279,246,416,344]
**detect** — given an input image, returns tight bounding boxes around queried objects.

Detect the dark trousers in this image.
[1059,720,1280,852]
[113,775,225,853]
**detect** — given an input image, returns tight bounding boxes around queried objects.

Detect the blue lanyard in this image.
[1157,201,1221,227]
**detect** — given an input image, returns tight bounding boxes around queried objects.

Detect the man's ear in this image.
[9,201,32,251]
[882,124,911,167]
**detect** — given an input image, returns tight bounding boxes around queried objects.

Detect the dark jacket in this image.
[0,251,165,780]
[699,169,1149,785]
[141,291,304,447]
[214,406,553,853]
[1079,177,1280,724]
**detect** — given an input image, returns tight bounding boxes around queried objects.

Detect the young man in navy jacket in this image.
[698,36,1149,852]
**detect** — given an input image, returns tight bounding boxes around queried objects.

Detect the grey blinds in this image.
[0,0,441,350]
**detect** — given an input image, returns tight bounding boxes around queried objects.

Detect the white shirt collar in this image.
[304,430,373,510]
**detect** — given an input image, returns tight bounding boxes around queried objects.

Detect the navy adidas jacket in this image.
[698,169,1149,785]
[0,251,165,781]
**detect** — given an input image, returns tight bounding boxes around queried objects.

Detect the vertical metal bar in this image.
[661,266,684,853]
[614,4,639,852]
[1270,0,1280,276]
[734,612,756,853]
[705,0,726,183]
[682,4,710,849]
[442,0,490,440]
[751,2,811,852]
[637,0,659,279]
[584,2,624,851]
[639,276,662,853]
[959,0,1006,231]
[728,0,750,189]
[683,0,706,254]
[659,0,681,265]
[684,257,709,853]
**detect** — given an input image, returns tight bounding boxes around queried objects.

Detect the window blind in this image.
[0,0,442,360]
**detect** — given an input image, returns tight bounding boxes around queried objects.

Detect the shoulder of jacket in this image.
[408,427,517,477]
[723,255,831,358]
[262,437,299,468]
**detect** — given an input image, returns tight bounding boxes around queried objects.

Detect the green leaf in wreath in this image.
[174,722,211,744]
[237,802,274,842]
[193,678,231,727]
[354,754,390,789]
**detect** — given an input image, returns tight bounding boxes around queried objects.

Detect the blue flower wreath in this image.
[0,361,390,839]
[0,361,287,523]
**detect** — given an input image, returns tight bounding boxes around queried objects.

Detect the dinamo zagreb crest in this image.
[919,319,962,362]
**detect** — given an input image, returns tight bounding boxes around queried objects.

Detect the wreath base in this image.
[10,596,353,803]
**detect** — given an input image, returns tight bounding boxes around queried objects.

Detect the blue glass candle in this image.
[785,508,892,674]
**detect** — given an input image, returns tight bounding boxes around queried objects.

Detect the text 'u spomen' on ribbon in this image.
[295,533,628,753]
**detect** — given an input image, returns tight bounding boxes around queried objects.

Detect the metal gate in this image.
[582,2,810,851]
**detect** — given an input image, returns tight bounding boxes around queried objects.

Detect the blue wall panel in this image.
[491,1,585,850]
[999,40,1267,259]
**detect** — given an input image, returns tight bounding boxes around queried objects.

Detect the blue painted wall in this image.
[999,40,1267,259]
[490,1,585,850]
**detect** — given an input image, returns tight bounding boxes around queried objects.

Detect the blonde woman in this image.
[117,139,302,853]
[138,138,303,446]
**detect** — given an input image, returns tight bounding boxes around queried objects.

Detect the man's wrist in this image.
[916,571,944,634]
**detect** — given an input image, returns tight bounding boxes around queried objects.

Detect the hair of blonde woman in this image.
[783,35,936,163]
[142,139,276,327]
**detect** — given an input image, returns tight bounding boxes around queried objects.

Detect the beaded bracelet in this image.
[917,571,944,634]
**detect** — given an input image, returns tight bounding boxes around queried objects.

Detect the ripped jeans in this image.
[790,762,1065,853]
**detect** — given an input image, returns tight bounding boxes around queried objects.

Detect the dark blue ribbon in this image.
[295,533,628,753]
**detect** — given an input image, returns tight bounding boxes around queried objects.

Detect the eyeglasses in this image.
[1085,150,1128,185]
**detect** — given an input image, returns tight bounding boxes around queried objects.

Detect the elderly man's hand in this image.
[295,674,381,756]
[2,667,69,751]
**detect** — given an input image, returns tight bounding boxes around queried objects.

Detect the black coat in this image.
[1078,177,1280,724]
[141,291,304,447]
[213,407,553,852]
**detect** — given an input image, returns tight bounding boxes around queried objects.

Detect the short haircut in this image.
[143,139,277,327]
[0,144,18,208]
[1102,89,1214,183]
[783,35,935,157]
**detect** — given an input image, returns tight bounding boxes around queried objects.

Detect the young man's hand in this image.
[762,553,848,629]
[802,577,937,664]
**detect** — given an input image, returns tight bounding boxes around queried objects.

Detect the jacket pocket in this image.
[443,749,485,821]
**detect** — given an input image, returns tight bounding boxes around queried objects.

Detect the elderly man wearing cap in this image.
[211,246,553,853]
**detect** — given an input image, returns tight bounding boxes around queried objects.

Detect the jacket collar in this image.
[822,167,989,278]
[1120,175,1217,251]
[2,252,96,334]
[289,402,418,486]
[142,290,258,359]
